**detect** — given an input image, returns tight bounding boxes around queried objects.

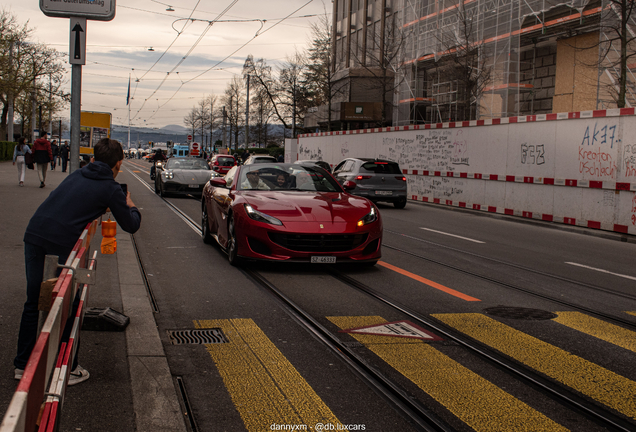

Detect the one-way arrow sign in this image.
[69,17,87,65]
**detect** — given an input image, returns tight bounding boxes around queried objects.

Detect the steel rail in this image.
[327,269,636,432]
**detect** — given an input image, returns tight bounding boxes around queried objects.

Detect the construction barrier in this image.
[1,221,98,432]
[297,109,636,236]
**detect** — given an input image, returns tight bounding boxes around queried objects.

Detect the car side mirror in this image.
[210,177,227,188]
[342,180,357,191]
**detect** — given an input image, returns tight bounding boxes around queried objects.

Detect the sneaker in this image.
[39,182,44,188]
[19,182,23,187]
[14,368,24,380]
[68,365,90,386]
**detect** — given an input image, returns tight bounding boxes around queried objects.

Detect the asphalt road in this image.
[10,158,632,432]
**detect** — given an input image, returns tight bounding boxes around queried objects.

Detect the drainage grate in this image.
[484,306,557,321]
[168,329,228,345]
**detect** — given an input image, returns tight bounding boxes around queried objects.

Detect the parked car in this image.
[332,158,407,208]
[155,157,214,198]
[243,155,277,165]
[201,163,382,266]
[293,159,332,173]
[209,154,237,175]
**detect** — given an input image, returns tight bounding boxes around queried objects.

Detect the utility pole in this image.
[7,41,14,142]
[222,106,227,151]
[48,74,53,139]
[245,74,250,148]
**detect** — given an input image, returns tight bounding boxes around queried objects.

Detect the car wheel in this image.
[227,215,241,266]
[394,197,407,209]
[154,178,160,194]
[202,204,214,244]
[159,182,165,197]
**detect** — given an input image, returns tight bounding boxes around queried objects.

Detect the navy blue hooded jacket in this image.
[24,161,142,250]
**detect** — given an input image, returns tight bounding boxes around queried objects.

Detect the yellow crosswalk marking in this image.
[328,316,568,432]
[553,312,636,353]
[433,313,636,420]
[627,312,636,317]
[196,319,344,432]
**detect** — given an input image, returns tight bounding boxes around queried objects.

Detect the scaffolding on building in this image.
[394,0,636,125]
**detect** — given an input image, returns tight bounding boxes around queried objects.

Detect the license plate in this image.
[375,190,393,195]
[311,256,336,264]
[188,184,200,188]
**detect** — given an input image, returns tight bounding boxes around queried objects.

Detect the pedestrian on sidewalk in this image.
[60,141,70,172]
[50,140,59,171]
[12,137,32,187]
[14,138,142,386]
[32,137,52,188]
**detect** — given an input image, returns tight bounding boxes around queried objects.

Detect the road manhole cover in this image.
[168,329,228,345]
[484,306,556,320]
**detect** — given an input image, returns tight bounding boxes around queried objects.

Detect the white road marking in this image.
[565,262,636,281]
[419,227,485,244]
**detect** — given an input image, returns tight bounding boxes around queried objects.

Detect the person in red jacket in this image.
[32,137,52,188]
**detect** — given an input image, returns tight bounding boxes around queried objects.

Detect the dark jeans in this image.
[61,156,68,172]
[15,242,78,370]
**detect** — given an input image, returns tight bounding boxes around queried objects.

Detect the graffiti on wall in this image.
[380,130,469,171]
[299,144,324,161]
[579,122,618,178]
[521,144,546,165]
[624,144,636,177]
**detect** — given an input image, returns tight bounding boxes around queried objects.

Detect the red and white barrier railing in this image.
[1,221,98,432]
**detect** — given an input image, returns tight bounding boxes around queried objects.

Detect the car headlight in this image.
[164,170,174,179]
[244,204,283,226]
[357,206,377,227]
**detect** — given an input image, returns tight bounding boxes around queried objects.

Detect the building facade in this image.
[320,0,636,130]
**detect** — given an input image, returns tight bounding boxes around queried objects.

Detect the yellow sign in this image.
[80,111,112,157]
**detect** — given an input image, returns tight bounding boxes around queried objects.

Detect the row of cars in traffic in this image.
[151,153,408,266]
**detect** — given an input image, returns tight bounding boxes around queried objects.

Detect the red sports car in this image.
[201,163,382,265]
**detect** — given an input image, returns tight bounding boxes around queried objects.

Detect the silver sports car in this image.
[155,157,217,198]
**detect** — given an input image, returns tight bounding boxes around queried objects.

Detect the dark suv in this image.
[209,154,236,175]
[333,158,407,208]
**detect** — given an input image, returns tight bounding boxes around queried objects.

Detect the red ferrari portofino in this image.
[201,163,382,265]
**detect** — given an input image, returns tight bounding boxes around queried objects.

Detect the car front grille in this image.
[268,233,368,252]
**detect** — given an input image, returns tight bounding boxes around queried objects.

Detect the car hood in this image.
[164,169,211,183]
[241,191,373,223]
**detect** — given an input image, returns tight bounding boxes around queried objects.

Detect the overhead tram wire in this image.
[131,0,240,121]
[143,0,315,123]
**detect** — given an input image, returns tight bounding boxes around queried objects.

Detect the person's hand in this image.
[126,192,136,208]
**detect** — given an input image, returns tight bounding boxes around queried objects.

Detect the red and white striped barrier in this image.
[1,221,98,432]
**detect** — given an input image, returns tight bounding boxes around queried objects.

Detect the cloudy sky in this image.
[5,0,329,130]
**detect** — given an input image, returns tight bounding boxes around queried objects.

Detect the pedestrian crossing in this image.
[198,312,636,431]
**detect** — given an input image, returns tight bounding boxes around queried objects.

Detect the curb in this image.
[117,233,187,432]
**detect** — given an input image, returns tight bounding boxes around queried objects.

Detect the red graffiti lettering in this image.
[626,160,636,177]
[578,148,616,178]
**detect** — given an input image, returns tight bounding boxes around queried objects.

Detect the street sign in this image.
[187,134,193,142]
[191,142,200,156]
[40,0,116,21]
[69,17,86,65]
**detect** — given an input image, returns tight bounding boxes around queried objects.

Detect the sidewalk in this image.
[0,161,186,432]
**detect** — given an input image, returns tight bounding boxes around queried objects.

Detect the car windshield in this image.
[360,161,401,174]
[216,157,234,167]
[238,163,341,192]
[166,158,210,170]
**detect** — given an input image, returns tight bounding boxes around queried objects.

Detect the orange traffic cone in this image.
[101,218,117,254]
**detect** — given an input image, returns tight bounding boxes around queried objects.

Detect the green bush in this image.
[0,141,18,161]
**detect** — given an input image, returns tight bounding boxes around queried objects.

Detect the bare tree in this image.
[431,0,492,121]
[183,109,197,139]
[222,76,244,152]
[596,0,636,108]
[1,11,68,140]
[303,12,342,131]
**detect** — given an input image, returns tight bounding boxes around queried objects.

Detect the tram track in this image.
[128,165,635,431]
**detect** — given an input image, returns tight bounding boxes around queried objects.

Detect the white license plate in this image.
[188,184,200,188]
[375,190,393,195]
[311,256,336,264]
